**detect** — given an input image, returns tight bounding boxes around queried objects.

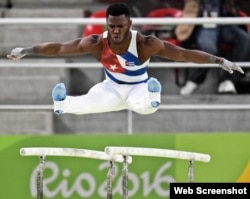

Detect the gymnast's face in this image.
[106,14,132,45]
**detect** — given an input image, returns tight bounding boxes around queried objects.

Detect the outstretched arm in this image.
[150,36,244,74]
[6,35,101,61]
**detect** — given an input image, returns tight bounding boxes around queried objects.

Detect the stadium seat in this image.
[141,8,183,46]
[82,10,106,37]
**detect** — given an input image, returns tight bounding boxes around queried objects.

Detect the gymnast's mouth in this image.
[113,34,120,39]
[112,35,122,44]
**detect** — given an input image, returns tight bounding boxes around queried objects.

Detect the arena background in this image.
[0,1,249,199]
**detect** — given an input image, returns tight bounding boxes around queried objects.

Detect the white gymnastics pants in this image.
[53,79,161,115]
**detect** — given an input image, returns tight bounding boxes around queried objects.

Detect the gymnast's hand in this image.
[220,58,244,74]
[6,48,27,61]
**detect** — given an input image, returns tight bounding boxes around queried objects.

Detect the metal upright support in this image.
[37,155,46,199]
[127,110,133,135]
[188,159,194,183]
[122,155,129,199]
[106,160,115,199]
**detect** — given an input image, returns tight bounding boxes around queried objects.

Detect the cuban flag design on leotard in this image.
[100,30,149,84]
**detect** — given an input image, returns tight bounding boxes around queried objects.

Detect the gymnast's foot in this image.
[52,83,66,115]
[147,77,162,107]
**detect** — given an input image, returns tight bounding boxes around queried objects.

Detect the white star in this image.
[109,64,117,71]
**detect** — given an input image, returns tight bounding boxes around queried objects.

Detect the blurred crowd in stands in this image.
[177,0,250,95]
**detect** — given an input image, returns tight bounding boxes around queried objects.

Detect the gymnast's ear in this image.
[128,19,132,29]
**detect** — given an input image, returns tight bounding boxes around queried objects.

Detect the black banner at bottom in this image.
[170,182,249,199]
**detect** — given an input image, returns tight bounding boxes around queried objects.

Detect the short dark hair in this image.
[106,3,130,19]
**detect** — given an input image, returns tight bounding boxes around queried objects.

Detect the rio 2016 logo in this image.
[30,161,175,198]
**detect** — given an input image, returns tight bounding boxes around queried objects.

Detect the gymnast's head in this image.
[106,3,131,20]
[105,3,132,44]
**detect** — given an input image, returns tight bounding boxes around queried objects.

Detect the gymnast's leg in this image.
[52,81,126,115]
[126,77,162,115]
